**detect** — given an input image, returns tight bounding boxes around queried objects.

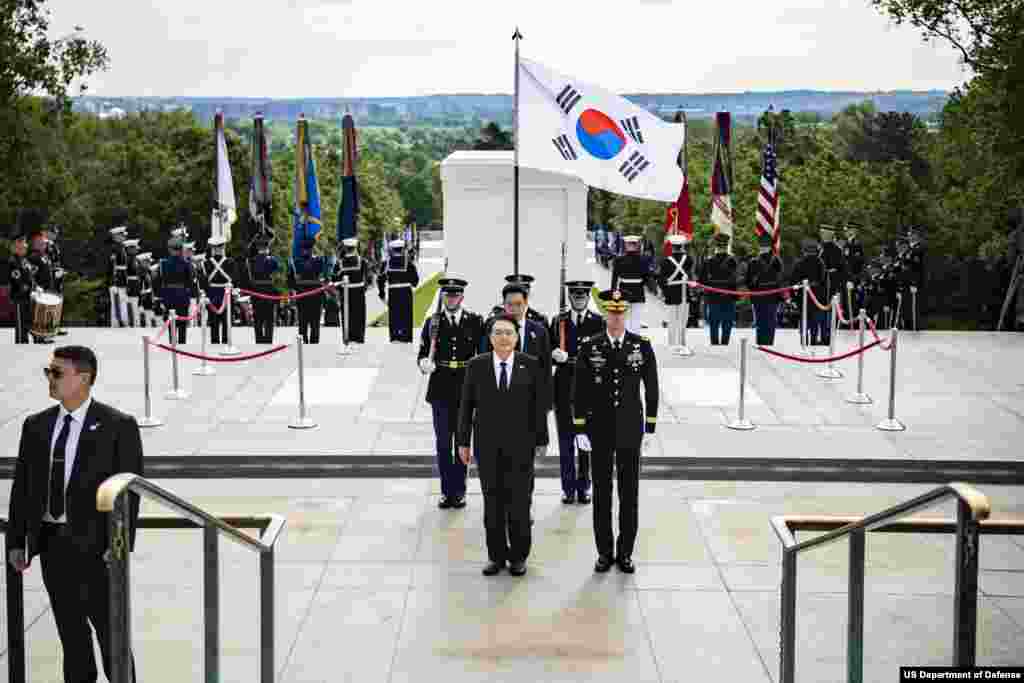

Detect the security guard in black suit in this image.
[572,289,658,574]
[746,232,785,345]
[549,280,604,504]
[7,231,34,344]
[417,277,486,509]
[156,233,196,344]
[378,239,419,342]
[289,239,326,344]
[246,237,280,344]
[611,235,654,333]
[334,238,369,343]
[503,274,548,327]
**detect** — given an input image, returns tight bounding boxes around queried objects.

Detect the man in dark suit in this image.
[573,290,659,574]
[457,314,549,577]
[7,345,143,683]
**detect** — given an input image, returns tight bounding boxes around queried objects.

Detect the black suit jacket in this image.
[457,353,549,490]
[7,400,144,559]
[482,318,553,411]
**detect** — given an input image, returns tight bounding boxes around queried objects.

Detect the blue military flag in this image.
[293,114,322,263]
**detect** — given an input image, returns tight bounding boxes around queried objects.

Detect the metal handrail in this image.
[771,482,993,683]
[96,473,283,683]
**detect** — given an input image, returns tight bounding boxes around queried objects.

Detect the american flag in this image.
[756,121,781,254]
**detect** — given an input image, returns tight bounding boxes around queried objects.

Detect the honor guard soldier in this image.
[334,238,368,343]
[246,237,280,344]
[418,277,485,509]
[698,233,739,346]
[121,239,141,327]
[7,229,34,344]
[136,252,157,327]
[819,226,847,334]
[378,239,419,342]
[203,235,235,344]
[902,228,926,329]
[572,289,658,574]
[844,223,866,314]
[45,225,68,335]
[550,280,604,504]
[289,238,326,344]
[791,237,828,345]
[503,274,548,327]
[658,234,695,349]
[26,223,59,342]
[184,240,203,328]
[107,224,129,327]
[746,232,785,345]
[157,232,196,343]
[611,235,654,333]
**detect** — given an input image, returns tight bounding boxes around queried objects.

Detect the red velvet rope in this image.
[804,286,833,312]
[205,289,231,315]
[173,303,201,323]
[152,318,172,341]
[866,317,895,351]
[686,282,798,298]
[756,339,882,363]
[236,282,336,302]
[147,340,290,362]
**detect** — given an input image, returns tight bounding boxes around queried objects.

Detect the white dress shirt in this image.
[44,396,92,523]
[493,351,515,388]
[447,308,463,327]
[608,332,625,349]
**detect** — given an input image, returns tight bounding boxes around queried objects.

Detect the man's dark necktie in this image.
[499,361,508,392]
[49,414,72,519]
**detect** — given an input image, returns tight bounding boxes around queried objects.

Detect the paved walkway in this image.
[2,479,1022,682]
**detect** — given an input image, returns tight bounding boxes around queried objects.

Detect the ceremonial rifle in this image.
[997,253,1023,331]
[558,241,567,351]
[429,257,448,362]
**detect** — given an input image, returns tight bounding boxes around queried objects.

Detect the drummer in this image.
[26,219,58,343]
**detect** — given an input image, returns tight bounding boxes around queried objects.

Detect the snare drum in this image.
[30,291,63,339]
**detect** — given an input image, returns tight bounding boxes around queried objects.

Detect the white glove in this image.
[552,348,569,364]
[575,434,592,451]
[535,444,547,459]
[419,358,436,374]
[642,434,654,452]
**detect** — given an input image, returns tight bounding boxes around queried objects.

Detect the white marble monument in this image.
[440,151,588,319]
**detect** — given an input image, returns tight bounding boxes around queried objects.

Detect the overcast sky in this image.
[48,0,969,98]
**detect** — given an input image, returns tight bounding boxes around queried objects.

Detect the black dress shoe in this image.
[561,492,575,504]
[616,556,636,574]
[577,492,591,505]
[437,497,453,509]
[594,555,614,573]
[450,496,467,509]
[508,561,527,576]
[482,561,504,576]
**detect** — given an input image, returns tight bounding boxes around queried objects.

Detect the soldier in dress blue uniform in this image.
[7,229,34,344]
[202,235,236,344]
[790,237,828,345]
[503,274,548,327]
[135,252,156,327]
[572,289,658,574]
[333,238,368,343]
[122,239,141,328]
[746,232,785,345]
[549,280,604,504]
[377,239,419,342]
[289,238,326,344]
[698,233,739,346]
[844,224,867,316]
[245,237,280,344]
[106,224,129,327]
[611,235,655,333]
[819,227,847,342]
[417,277,486,509]
[157,233,196,343]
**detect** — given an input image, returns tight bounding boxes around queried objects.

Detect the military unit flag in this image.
[249,112,273,239]
[292,114,323,262]
[212,111,237,243]
[336,113,360,242]
[710,112,735,240]
[517,57,685,202]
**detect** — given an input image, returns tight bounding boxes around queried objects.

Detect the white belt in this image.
[667,278,685,285]
[341,281,365,288]
[208,283,231,287]
[388,283,412,289]
[115,266,127,270]
[619,278,643,284]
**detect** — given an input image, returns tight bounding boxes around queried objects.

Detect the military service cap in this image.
[438,277,468,295]
[565,279,594,292]
[123,238,140,249]
[597,289,629,313]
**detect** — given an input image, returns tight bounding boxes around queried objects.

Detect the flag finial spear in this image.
[512,27,523,41]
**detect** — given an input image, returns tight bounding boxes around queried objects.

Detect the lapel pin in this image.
[89,422,100,431]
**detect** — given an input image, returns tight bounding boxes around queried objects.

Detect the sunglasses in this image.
[43,366,66,379]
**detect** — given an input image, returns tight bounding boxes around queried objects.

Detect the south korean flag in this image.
[517,57,685,202]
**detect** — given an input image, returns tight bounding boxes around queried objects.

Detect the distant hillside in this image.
[72,90,948,125]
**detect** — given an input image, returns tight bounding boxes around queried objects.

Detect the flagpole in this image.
[512,27,522,276]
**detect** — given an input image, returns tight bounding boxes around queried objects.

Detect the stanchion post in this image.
[338,275,353,356]
[911,285,918,332]
[846,309,873,405]
[846,281,855,332]
[727,338,755,431]
[801,279,811,355]
[676,275,693,357]
[875,327,905,431]
[289,333,317,429]
[221,289,241,356]
[165,312,190,400]
[138,335,164,427]
[816,294,844,380]
[194,294,216,376]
